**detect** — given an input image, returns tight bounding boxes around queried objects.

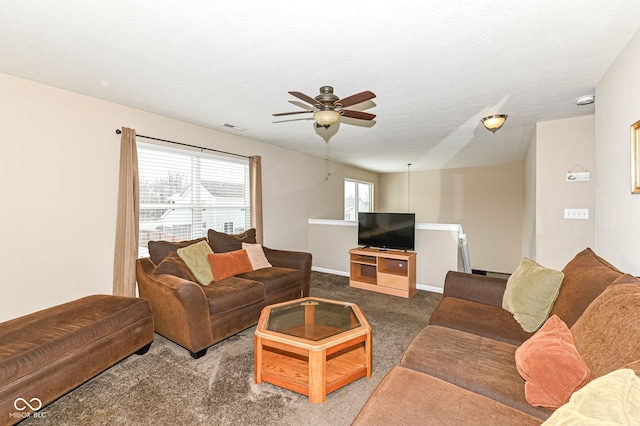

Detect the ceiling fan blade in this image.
[337,91,376,108]
[341,110,376,120]
[272,110,314,116]
[288,91,322,107]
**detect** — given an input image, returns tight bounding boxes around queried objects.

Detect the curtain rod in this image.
[115,129,250,159]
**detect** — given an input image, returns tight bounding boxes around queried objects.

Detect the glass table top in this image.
[265,298,362,341]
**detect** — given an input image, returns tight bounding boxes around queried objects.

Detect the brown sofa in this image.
[0,295,153,425]
[353,248,640,425]
[136,229,312,358]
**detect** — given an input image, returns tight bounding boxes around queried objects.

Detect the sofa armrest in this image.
[263,247,312,297]
[136,258,214,353]
[443,271,508,308]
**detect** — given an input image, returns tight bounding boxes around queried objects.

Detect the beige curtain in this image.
[249,155,264,244]
[113,127,140,297]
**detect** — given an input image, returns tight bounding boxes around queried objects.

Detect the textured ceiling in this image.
[1,1,639,172]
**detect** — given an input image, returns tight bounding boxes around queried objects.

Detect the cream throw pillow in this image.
[502,258,564,332]
[177,240,214,285]
[242,243,272,270]
[542,369,640,425]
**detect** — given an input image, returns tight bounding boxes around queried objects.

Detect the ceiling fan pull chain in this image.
[325,141,331,180]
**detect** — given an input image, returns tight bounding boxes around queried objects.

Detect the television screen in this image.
[357,212,415,251]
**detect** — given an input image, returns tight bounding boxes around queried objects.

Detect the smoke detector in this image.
[576,95,595,106]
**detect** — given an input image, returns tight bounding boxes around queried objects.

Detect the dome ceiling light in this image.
[481,115,508,133]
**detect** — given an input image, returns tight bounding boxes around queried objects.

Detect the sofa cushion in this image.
[242,242,272,270]
[148,237,207,265]
[441,271,508,307]
[542,369,640,425]
[208,250,254,281]
[400,325,551,419]
[201,276,265,316]
[429,296,534,345]
[571,274,640,379]
[208,228,256,253]
[515,315,590,410]
[153,251,198,282]
[237,267,301,295]
[549,248,623,327]
[177,240,214,285]
[353,366,542,426]
[502,258,564,332]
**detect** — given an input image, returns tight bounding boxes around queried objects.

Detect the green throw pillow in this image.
[177,240,214,285]
[502,258,564,332]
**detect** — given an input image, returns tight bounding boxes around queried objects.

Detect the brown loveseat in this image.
[136,229,312,358]
[353,248,640,425]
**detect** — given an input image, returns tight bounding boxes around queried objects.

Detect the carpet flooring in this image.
[23,272,442,426]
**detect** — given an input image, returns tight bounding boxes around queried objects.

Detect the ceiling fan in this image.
[273,86,376,128]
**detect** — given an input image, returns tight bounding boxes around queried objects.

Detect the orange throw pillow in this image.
[515,315,590,410]
[208,249,254,281]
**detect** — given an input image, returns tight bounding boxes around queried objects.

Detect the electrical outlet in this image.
[564,208,589,219]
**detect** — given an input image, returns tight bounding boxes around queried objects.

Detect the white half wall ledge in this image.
[307,218,463,232]
[307,219,357,227]
[308,218,466,291]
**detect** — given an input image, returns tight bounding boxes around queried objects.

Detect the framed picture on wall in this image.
[633,120,640,194]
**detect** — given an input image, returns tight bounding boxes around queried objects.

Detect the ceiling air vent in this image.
[221,123,246,131]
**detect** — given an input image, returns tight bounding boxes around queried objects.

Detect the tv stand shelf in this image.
[349,248,416,298]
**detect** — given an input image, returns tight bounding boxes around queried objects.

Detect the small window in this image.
[345,179,374,220]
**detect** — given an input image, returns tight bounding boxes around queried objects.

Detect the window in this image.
[344,179,373,220]
[137,141,250,257]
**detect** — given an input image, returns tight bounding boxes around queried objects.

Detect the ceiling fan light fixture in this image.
[314,110,341,128]
[481,115,508,133]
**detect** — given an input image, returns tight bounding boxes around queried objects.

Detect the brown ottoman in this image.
[0,295,154,425]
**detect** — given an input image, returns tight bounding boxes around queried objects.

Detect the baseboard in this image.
[312,266,349,277]
[416,283,444,294]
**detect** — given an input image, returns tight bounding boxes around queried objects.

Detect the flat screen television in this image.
[357,212,416,251]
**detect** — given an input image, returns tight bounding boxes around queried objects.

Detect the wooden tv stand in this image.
[349,247,416,298]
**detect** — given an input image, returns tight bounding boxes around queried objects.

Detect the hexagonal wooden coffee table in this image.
[254,297,372,403]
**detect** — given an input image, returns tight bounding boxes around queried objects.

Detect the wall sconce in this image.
[481,115,508,133]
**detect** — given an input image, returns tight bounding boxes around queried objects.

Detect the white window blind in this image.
[137,141,250,257]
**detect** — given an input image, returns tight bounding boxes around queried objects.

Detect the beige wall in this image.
[308,219,359,272]
[595,28,640,275]
[533,116,596,270]
[378,164,523,273]
[522,129,537,259]
[262,155,379,248]
[0,72,377,322]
